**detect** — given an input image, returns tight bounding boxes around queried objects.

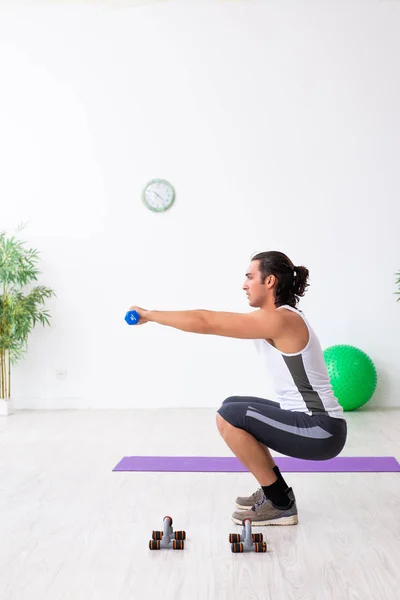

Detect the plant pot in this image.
[0,398,14,416]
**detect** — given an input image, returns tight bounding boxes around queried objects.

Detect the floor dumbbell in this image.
[149,516,186,550]
[229,518,267,553]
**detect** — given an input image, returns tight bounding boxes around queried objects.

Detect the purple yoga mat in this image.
[113,456,400,473]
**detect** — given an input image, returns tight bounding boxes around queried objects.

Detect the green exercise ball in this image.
[323,344,377,411]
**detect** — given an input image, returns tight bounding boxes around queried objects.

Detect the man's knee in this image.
[217,398,247,431]
[216,412,226,435]
[216,412,234,437]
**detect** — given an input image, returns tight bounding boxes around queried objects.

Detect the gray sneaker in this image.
[236,487,295,510]
[232,495,298,526]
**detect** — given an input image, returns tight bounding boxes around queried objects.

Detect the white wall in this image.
[0,0,399,409]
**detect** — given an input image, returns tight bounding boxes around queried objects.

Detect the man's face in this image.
[243,260,265,307]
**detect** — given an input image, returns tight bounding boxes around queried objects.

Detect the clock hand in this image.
[152,191,164,201]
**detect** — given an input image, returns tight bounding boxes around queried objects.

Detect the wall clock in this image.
[142,179,175,212]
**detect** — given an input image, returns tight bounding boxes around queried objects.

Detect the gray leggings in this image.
[217,396,347,461]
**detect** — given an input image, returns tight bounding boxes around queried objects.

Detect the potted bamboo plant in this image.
[0,229,55,415]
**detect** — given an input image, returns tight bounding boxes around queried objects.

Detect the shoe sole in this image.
[231,514,299,526]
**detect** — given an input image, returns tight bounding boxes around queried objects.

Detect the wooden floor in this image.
[0,408,399,600]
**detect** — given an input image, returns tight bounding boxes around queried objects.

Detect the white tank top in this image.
[253,305,344,419]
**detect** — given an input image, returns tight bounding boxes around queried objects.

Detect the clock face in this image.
[142,179,175,212]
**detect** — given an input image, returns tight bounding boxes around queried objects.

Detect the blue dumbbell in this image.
[125,310,140,325]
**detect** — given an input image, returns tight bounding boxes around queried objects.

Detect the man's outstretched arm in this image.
[144,308,281,340]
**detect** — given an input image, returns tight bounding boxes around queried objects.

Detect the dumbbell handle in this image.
[125,310,140,325]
